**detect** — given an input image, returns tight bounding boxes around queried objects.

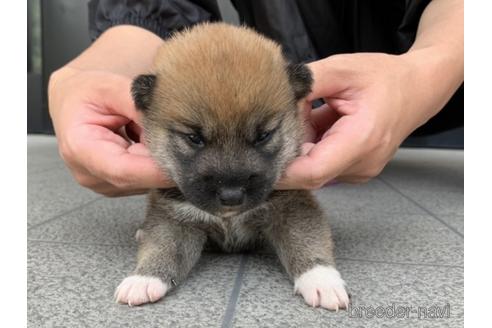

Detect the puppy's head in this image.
[132,23,312,216]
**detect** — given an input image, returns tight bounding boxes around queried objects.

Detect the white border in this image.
[0,0,27,326]
[464,1,491,327]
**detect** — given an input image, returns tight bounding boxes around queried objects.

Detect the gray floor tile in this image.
[389,148,463,173]
[380,148,463,217]
[27,166,99,227]
[28,134,59,148]
[28,241,241,328]
[437,215,464,235]
[313,179,464,265]
[314,179,422,216]
[27,135,65,174]
[331,212,463,266]
[232,255,463,328]
[28,195,147,246]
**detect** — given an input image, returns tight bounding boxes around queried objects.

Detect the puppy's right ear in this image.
[131,74,156,111]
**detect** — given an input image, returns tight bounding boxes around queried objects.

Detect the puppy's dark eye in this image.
[186,133,204,146]
[255,131,272,145]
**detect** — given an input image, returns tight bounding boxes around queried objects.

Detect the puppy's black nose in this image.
[218,187,245,206]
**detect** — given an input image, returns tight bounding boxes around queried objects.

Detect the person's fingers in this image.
[115,121,142,144]
[116,125,132,144]
[300,142,315,155]
[90,145,173,190]
[95,184,149,197]
[301,103,340,143]
[127,142,152,156]
[306,59,351,102]
[125,121,143,143]
[76,173,149,196]
[300,101,318,143]
[90,72,142,124]
[69,155,155,197]
[73,125,173,190]
[309,104,340,140]
[87,146,172,190]
[335,145,397,183]
[325,98,353,111]
[277,116,363,189]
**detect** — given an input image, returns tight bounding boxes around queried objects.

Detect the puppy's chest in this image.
[173,203,266,252]
[207,217,261,252]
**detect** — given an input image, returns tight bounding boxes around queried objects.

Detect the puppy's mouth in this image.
[217,206,243,218]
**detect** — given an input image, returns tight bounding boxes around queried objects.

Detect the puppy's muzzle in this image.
[218,187,245,206]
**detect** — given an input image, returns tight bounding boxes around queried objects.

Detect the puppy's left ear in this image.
[286,63,313,101]
[131,74,157,111]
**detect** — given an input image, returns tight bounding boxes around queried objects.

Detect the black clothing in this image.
[88,0,463,135]
[88,0,221,40]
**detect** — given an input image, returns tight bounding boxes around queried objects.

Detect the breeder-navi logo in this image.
[348,302,451,319]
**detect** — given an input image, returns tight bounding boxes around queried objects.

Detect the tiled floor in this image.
[27,135,464,327]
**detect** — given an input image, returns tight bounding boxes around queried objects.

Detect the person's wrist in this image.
[397,45,462,129]
[404,42,463,79]
[66,25,163,78]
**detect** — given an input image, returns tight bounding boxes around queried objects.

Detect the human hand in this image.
[48,67,174,196]
[277,52,448,189]
[277,0,463,190]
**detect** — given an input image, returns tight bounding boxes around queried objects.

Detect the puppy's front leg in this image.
[115,215,206,306]
[265,191,349,310]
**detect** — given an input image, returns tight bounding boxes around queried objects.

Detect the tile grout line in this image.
[221,254,248,328]
[27,197,103,231]
[377,177,463,238]
[27,238,464,269]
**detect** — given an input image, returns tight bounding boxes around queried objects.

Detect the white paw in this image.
[294,265,349,311]
[114,275,168,306]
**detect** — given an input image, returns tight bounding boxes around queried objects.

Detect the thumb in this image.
[95,72,143,124]
[278,116,361,189]
[85,139,174,189]
[306,57,352,102]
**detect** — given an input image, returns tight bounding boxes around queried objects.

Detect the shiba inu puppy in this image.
[115,23,349,310]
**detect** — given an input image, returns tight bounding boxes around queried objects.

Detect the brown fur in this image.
[150,23,292,123]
